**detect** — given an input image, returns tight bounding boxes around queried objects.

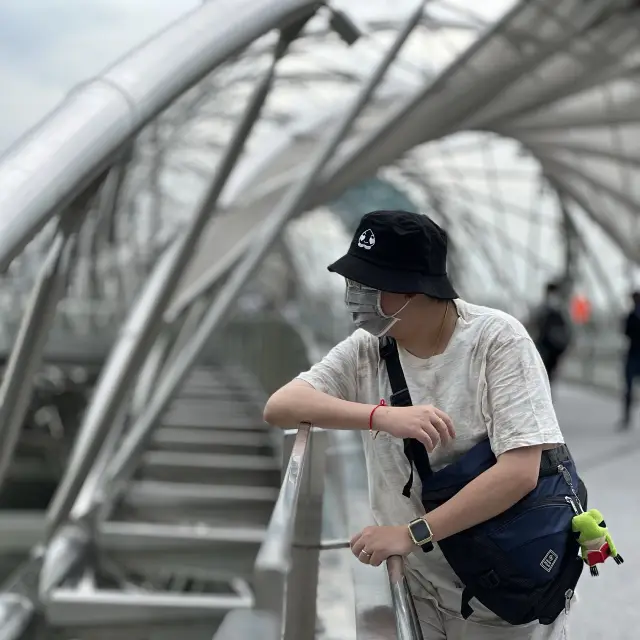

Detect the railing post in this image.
[254,424,330,639]
[284,427,327,640]
[251,428,297,630]
[253,561,286,633]
[387,555,424,640]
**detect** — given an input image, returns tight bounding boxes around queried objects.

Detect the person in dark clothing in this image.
[621,291,640,429]
[530,282,573,385]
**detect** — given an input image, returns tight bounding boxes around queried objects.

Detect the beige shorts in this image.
[406,549,570,640]
[413,595,569,640]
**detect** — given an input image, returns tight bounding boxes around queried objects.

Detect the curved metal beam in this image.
[0,0,324,274]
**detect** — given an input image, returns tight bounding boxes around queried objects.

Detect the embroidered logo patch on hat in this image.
[357,229,376,250]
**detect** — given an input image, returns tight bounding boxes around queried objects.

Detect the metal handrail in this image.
[321,410,424,639]
[248,339,424,640]
[252,423,328,640]
[254,426,310,608]
[387,556,425,640]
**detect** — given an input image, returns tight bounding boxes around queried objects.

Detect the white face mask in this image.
[344,280,411,338]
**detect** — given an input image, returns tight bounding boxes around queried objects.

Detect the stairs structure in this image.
[6,366,281,640]
[114,368,279,533]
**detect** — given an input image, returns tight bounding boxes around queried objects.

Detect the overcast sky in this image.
[0,0,201,152]
[0,0,515,154]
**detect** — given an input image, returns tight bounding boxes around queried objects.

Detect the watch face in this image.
[410,519,431,544]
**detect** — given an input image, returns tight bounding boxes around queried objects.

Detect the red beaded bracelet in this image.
[369,399,387,439]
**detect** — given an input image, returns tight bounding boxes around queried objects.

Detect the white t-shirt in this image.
[297,299,566,632]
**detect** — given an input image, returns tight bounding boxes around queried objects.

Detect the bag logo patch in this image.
[540,549,558,573]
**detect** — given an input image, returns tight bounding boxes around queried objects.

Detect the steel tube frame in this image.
[546,175,629,311]
[45,589,251,626]
[101,1,428,495]
[44,240,179,538]
[164,4,494,319]
[69,400,130,524]
[0,0,323,273]
[0,202,87,493]
[39,523,91,597]
[0,594,34,640]
[44,36,294,538]
[557,187,579,292]
[160,295,211,382]
[536,154,640,262]
[304,0,527,205]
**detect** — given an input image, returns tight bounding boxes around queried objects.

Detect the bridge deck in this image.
[556,384,639,640]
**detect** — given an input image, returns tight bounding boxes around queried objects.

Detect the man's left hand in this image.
[350,525,415,567]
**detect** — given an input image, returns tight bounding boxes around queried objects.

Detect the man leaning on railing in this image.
[264,210,578,640]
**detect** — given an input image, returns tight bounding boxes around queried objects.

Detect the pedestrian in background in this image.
[529,282,573,388]
[620,291,640,430]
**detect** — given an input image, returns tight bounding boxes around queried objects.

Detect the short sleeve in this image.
[482,332,564,457]
[296,331,361,402]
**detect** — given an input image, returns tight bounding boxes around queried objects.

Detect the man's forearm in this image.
[264,382,376,430]
[424,457,538,543]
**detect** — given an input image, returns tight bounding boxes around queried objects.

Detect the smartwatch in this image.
[408,517,434,553]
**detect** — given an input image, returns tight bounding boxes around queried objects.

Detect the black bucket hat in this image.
[328,210,458,299]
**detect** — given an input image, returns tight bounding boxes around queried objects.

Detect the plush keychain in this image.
[571,509,624,576]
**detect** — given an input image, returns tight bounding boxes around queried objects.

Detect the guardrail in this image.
[234,424,423,640]
[253,425,326,639]
[387,556,424,640]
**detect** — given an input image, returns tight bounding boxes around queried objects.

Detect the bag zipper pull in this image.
[564,495,580,516]
[564,589,573,614]
[558,464,584,514]
[558,464,573,488]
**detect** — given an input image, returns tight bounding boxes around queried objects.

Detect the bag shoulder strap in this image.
[379,336,413,407]
[378,337,432,495]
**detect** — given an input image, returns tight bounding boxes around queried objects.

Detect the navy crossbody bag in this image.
[379,336,587,625]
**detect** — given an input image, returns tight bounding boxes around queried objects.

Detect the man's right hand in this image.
[373,405,455,451]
